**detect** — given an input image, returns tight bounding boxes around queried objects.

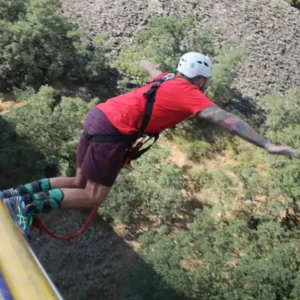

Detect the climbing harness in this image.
[32,73,176,241]
[84,72,176,165]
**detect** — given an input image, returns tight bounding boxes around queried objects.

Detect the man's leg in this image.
[1,131,90,237]
[3,179,112,237]
[2,168,89,236]
[2,120,128,237]
[0,168,87,200]
[49,168,87,190]
[0,131,89,200]
[3,149,125,237]
[60,180,111,209]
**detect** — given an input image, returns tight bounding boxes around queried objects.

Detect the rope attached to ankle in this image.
[32,206,98,241]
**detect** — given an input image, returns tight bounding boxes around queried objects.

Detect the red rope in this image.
[32,206,98,241]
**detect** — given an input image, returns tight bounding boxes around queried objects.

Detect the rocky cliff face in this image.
[60,0,300,100]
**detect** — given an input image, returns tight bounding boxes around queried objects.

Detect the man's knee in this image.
[85,182,111,206]
[72,177,87,189]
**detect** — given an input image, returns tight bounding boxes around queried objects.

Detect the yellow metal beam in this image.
[0,202,63,300]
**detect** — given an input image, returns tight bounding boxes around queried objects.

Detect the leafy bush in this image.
[0,0,109,91]
[0,113,45,187]
[284,0,300,9]
[261,88,300,202]
[174,136,212,160]
[99,144,184,224]
[117,85,300,300]
[120,211,300,300]
[235,167,265,202]
[0,0,27,22]
[187,168,213,192]
[2,86,96,181]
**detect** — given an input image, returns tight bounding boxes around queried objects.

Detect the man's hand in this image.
[139,59,162,77]
[139,59,160,70]
[264,143,298,158]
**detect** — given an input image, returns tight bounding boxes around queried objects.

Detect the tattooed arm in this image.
[197,106,267,148]
[197,106,298,157]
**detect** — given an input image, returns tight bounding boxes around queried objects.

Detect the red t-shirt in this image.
[96,73,215,135]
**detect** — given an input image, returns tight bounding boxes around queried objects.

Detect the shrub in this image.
[120,211,300,300]
[261,88,300,203]
[284,0,300,9]
[0,0,109,92]
[98,144,184,224]
[2,85,96,180]
[174,136,212,161]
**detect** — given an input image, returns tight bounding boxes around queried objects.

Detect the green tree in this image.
[3,86,96,180]
[120,212,300,300]
[0,0,110,93]
[0,0,28,22]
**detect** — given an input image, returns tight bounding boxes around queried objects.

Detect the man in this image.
[0,52,297,237]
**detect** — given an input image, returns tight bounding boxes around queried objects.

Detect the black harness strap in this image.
[84,131,134,144]
[84,73,176,161]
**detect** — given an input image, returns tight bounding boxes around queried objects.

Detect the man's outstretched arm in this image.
[197,106,298,158]
[139,59,162,78]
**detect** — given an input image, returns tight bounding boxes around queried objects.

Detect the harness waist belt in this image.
[83,130,159,144]
[83,130,136,144]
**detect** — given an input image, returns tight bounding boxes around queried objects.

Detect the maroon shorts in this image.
[76,108,131,187]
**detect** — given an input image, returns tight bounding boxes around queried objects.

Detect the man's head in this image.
[176,52,213,92]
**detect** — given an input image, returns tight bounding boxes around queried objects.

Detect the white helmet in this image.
[176,52,213,79]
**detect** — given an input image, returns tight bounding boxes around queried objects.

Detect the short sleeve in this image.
[182,85,216,115]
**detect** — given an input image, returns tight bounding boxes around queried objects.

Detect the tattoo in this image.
[197,106,268,148]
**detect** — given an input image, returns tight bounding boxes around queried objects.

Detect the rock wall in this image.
[60,0,300,100]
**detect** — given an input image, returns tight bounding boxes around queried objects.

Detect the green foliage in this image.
[0,0,109,91]
[121,211,300,300]
[118,85,300,300]
[174,136,212,160]
[206,48,247,105]
[115,15,196,85]
[0,113,45,186]
[118,259,181,300]
[262,88,300,149]
[2,86,96,181]
[0,0,28,22]
[210,169,237,200]
[187,168,213,192]
[284,0,300,8]
[98,144,184,224]
[261,88,300,202]
[235,167,264,202]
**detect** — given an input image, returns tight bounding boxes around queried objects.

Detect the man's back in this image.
[97,73,215,135]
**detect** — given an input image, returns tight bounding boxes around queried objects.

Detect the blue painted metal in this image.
[0,272,13,300]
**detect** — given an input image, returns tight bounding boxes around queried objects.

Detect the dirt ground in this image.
[30,210,142,300]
